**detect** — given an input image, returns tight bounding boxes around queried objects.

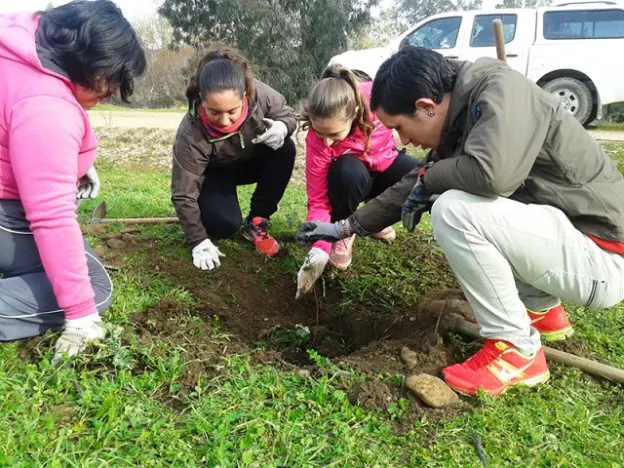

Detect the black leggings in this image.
[328,151,420,221]
[198,139,296,239]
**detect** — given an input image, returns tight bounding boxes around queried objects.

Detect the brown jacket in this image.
[353,58,624,243]
[171,80,297,247]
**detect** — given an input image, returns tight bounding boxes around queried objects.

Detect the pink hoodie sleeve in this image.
[9,96,97,320]
[305,134,332,254]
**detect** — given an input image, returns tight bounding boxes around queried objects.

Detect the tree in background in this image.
[496,0,551,7]
[130,15,194,108]
[349,6,406,50]
[399,0,483,27]
[159,0,378,103]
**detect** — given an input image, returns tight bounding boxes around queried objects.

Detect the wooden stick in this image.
[447,313,624,384]
[492,19,507,63]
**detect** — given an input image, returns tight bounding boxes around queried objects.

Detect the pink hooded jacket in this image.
[0,13,98,319]
[305,81,398,253]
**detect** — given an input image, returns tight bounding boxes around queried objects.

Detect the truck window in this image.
[470,14,518,47]
[401,17,462,49]
[543,9,624,39]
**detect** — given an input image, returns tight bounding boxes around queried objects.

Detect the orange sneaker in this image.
[528,304,574,341]
[442,340,550,397]
[242,216,279,257]
[329,235,355,271]
[371,226,396,242]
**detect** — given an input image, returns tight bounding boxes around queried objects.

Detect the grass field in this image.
[0,126,622,466]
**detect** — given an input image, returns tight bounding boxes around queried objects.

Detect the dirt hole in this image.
[74,233,472,421]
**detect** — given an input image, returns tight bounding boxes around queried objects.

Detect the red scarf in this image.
[198,99,249,138]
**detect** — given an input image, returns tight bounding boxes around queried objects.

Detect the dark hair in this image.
[186,46,255,109]
[301,65,374,147]
[37,0,146,102]
[370,46,457,116]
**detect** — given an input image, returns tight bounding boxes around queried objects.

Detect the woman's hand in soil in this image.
[296,247,330,299]
[251,118,288,150]
[52,313,107,364]
[192,238,225,270]
[295,219,355,243]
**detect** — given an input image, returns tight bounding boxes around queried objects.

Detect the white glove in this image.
[296,247,330,299]
[192,238,225,270]
[77,166,101,199]
[53,313,106,364]
[251,118,288,150]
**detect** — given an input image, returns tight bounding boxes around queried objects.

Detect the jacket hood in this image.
[0,12,71,84]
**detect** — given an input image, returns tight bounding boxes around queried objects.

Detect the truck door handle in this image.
[447,55,459,59]
[506,53,518,58]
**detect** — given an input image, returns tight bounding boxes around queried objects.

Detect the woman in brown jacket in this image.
[172,48,297,270]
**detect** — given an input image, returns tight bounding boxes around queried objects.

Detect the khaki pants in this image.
[431,190,624,354]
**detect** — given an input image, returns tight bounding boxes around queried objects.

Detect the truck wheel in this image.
[542,77,593,126]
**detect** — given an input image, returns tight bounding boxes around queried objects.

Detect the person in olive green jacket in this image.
[297,46,624,397]
[172,47,298,271]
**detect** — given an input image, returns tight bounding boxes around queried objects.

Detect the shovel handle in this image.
[492,19,507,63]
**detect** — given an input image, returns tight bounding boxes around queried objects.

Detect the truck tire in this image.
[542,77,593,126]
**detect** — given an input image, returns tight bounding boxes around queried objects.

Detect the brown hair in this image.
[301,65,374,147]
[185,45,255,110]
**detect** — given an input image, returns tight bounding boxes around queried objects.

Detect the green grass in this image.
[592,122,624,131]
[0,127,623,466]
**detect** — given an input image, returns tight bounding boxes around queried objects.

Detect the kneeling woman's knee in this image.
[202,213,242,240]
[328,155,369,189]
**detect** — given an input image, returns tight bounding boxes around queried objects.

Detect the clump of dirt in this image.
[131,298,249,399]
[349,379,396,412]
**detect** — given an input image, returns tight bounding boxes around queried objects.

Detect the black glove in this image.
[401,163,435,231]
[296,218,360,243]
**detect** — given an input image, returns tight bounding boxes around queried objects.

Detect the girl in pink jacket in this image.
[0,1,145,362]
[296,66,421,298]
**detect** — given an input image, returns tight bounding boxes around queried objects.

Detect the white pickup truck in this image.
[329,0,624,125]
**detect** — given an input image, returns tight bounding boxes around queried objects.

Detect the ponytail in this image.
[186,45,255,111]
[301,65,374,148]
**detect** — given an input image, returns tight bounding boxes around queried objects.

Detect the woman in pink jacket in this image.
[0,1,145,362]
[296,66,421,298]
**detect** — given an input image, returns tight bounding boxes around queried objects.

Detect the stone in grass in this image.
[401,346,420,371]
[106,238,126,250]
[406,373,459,408]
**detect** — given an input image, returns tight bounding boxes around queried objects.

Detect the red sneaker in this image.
[528,304,574,341]
[242,216,279,257]
[442,340,550,397]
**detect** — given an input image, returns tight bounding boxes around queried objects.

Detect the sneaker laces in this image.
[464,340,502,370]
[248,217,269,239]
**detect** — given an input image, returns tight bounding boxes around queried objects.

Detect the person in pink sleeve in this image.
[0,0,146,362]
[295,66,423,298]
